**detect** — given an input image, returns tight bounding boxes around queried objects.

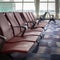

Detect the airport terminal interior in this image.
[0,0,60,60]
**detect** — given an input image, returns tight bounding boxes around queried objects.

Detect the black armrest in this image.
[13,26,20,28]
[24,23,27,25]
[28,21,44,29]
[13,26,26,37]
[13,25,29,29]
[0,35,6,50]
[0,35,6,41]
[30,22,36,29]
[20,26,26,37]
[37,17,43,25]
[23,23,28,29]
[27,21,35,23]
[27,21,36,29]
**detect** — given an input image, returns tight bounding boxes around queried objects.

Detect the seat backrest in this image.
[5,12,21,36]
[28,12,35,21]
[0,28,3,36]
[14,12,24,26]
[0,13,13,40]
[20,12,30,22]
[0,35,6,50]
[26,12,34,22]
[30,12,36,20]
[20,12,34,28]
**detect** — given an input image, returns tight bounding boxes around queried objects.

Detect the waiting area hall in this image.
[0,0,60,60]
[0,15,60,60]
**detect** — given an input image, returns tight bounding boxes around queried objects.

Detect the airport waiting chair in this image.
[26,12,48,28]
[0,13,35,57]
[20,12,48,30]
[14,12,43,32]
[29,12,47,23]
[20,12,38,29]
[0,13,40,43]
[5,12,42,37]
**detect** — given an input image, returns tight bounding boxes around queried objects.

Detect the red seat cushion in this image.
[1,42,34,53]
[34,21,47,28]
[30,27,43,32]
[23,31,41,36]
[6,36,38,43]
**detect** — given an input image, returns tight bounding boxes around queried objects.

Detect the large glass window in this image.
[24,0,34,2]
[49,0,55,2]
[40,0,47,2]
[13,0,35,13]
[0,0,35,13]
[0,3,15,12]
[15,3,22,11]
[0,0,55,17]
[23,0,35,14]
[4,0,10,1]
[23,3,35,12]
[48,3,55,14]
[39,0,55,16]
[39,3,47,15]
[0,0,10,2]
[14,0,22,2]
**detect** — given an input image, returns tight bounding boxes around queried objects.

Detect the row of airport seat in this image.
[0,12,48,59]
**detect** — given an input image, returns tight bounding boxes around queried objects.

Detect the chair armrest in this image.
[0,35,6,41]
[13,26,26,37]
[0,35,6,50]
[20,26,26,37]
[23,23,28,29]
[27,21,35,23]
[27,21,36,29]
[36,17,43,25]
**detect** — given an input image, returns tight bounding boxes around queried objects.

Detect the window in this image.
[14,0,22,2]
[0,3,15,12]
[39,0,55,16]
[15,3,22,11]
[23,0,35,14]
[39,3,47,15]
[0,0,10,2]
[4,0,10,1]
[11,0,35,13]
[49,0,55,2]
[0,0,35,13]
[24,0,34,2]
[48,3,55,14]
[40,0,47,2]
[23,3,35,12]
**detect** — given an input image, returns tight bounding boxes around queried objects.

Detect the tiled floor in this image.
[1,20,60,60]
[26,20,60,60]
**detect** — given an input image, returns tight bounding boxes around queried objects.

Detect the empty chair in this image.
[0,13,35,55]
[20,12,36,29]
[1,42,34,53]
[27,12,48,28]
[20,12,48,29]
[0,13,39,43]
[0,35,34,58]
[14,12,43,32]
[5,12,42,37]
